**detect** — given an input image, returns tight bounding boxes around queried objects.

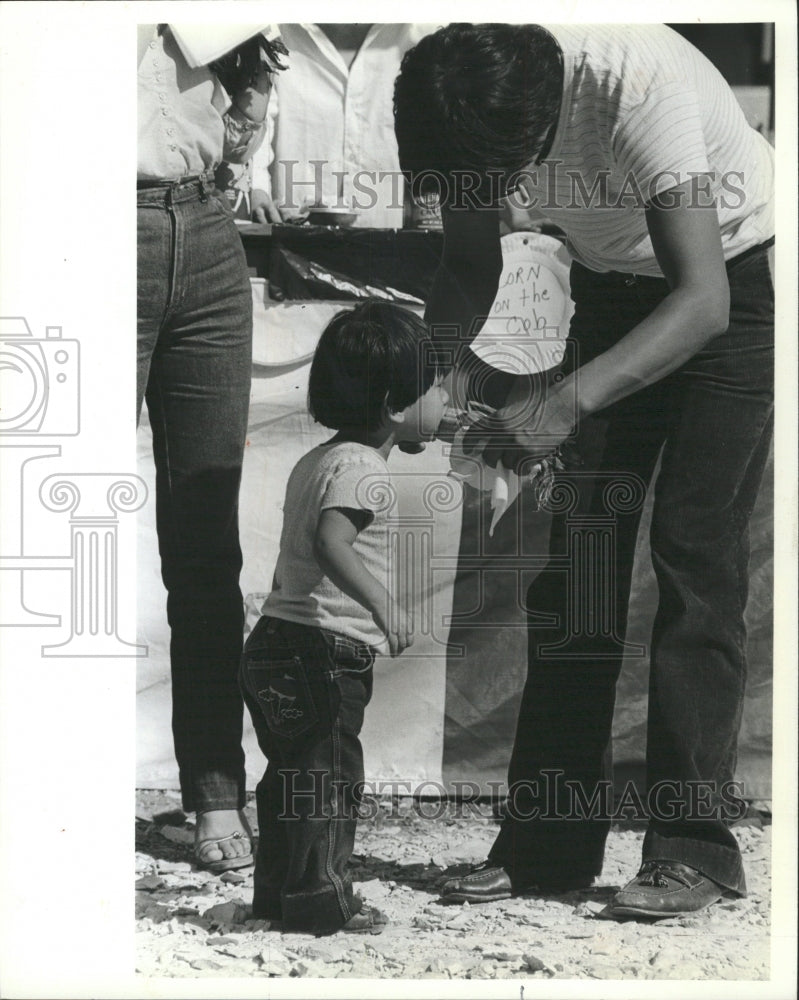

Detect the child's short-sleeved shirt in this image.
[520,24,774,276]
[262,441,392,650]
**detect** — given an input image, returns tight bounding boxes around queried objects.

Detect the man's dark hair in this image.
[308,301,447,431]
[394,23,563,201]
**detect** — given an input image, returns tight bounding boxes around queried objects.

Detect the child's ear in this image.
[384,391,405,425]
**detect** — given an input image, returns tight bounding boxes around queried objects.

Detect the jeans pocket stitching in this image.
[332,635,373,673]
[208,191,236,222]
[247,655,319,740]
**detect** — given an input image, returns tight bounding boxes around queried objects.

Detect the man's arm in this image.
[482,180,731,466]
[564,181,730,416]
[425,203,503,344]
[251,89,283,222]
[424,202,505,409]
[222,56,276,163]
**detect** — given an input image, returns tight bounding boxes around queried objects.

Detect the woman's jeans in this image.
[489,244,774,894]
[240,616,375,934]
[137,173,252,814]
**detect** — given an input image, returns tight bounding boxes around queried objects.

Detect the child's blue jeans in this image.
[240,615,375,934]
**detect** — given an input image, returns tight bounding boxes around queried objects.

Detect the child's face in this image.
[398,375,449,442]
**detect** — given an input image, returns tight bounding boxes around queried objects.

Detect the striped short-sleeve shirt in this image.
[514,24,774,275]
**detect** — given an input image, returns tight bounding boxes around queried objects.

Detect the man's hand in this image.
[374,601,414,658]
[251,188,282,223]
[252,190,315,224]
[467,377,577,474]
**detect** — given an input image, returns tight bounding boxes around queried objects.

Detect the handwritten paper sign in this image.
[471,232,574,375]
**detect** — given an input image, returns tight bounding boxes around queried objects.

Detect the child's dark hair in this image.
[394,23,563,201]
[308,302,447,431]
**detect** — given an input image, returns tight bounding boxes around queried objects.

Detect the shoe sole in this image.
[196,853,254,874]
[606,885,724,920]
[441,889,513,904]
[605,903,714,919]
[443,883,593,904]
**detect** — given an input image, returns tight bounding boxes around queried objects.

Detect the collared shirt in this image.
[251,23,439,228]
[138,24,267,181]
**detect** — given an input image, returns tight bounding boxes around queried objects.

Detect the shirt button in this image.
[159,93,166,102]
[166,128,175,135]
[161,108,168,117]
[149,40,156,49]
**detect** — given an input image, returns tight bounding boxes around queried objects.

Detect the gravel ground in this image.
[135,790,771,983]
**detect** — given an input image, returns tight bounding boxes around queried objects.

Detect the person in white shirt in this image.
[138,25,283,873]
[395,23,774,920]
[251,23,438,228]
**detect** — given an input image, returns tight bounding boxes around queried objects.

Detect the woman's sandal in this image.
[194,814,255,873]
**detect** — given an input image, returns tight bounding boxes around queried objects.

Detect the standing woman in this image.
[137,25,286,870]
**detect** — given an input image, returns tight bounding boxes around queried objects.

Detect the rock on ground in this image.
[135,790,771,982]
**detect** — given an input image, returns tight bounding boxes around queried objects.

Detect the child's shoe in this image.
[340,903,388,934]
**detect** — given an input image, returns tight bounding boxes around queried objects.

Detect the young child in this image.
[240,301,449,935]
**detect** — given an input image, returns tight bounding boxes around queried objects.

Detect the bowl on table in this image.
[306,205,359,227]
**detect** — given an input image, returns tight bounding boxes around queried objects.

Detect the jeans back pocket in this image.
[324,632,375,675]
[244,655,319,741]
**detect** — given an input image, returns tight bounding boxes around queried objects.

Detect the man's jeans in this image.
[138,173,252,813]
[240,616,375,935]
[489,243,774,894]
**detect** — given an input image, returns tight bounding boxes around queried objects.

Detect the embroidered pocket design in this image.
[248,655,318,740]
[260,675,304,721]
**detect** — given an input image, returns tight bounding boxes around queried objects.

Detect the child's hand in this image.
[376,602,414,657]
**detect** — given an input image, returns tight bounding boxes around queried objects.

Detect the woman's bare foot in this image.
[195,809,253,869]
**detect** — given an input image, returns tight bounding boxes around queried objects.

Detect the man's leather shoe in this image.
[440,860,594,903]
[441,861,513,902]
[605,861,724,919]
